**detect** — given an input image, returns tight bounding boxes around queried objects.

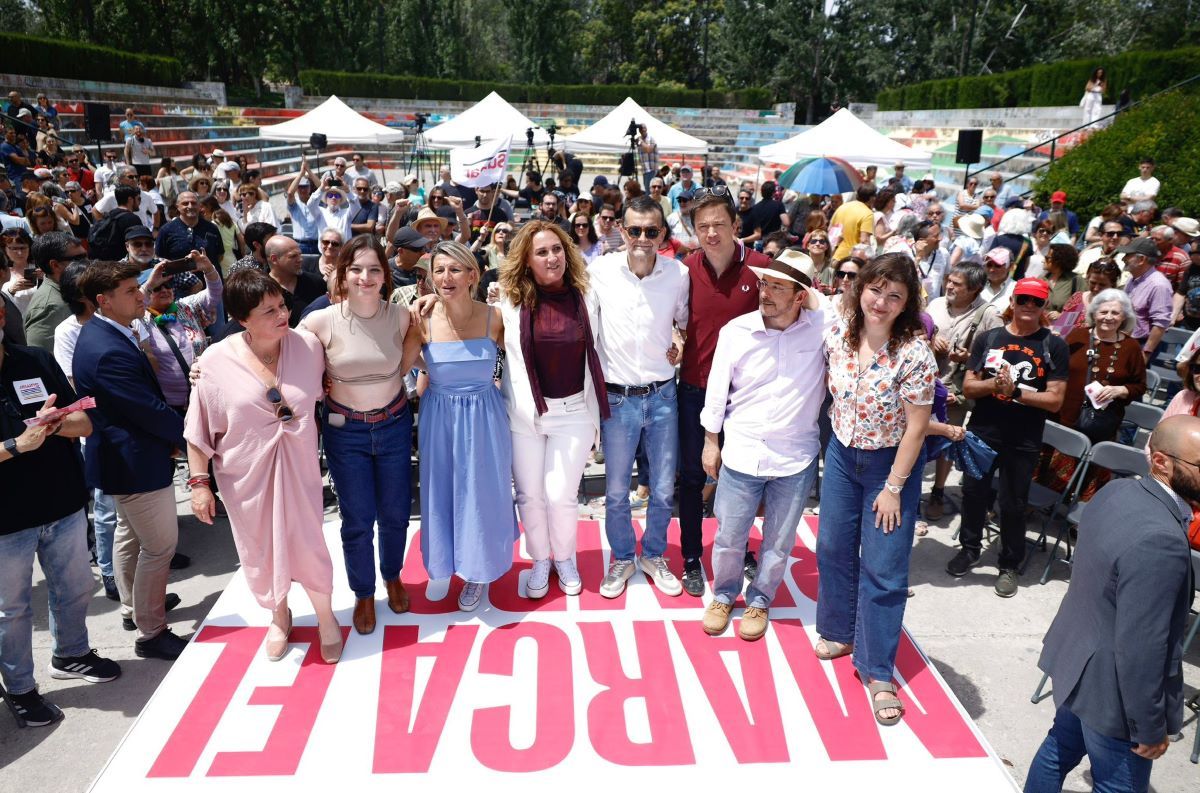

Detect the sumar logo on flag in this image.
[451,136,512,188]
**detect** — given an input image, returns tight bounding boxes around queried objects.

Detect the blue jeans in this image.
[816,436,924,681]
[712,460,818,608]
[676,381,708,564]
[93,488,117,577]
[322,404,413,599]
[0,509,93,695]
[602,380,678,562]
[1025,704,1153,793]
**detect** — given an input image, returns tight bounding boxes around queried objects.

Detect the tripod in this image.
[520,127,542,178]
[406,113,436,188]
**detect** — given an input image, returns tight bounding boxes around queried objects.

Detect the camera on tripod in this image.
[414,113,428,134]
[625,118,639,141]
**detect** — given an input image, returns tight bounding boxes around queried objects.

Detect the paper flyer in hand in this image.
[24,396,96,427]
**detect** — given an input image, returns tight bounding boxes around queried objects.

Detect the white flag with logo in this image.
[450,136,512,188]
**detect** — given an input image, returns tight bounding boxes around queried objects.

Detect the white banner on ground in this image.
[89,517,1019,792]
[450,135,511,188]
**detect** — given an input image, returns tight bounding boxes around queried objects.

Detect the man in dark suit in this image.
[73,261,189,661]
[1025,415,1198,793]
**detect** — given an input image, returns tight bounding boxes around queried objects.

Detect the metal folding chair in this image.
[1185,550,1200,764]
[1143,369,1161,404]
[1122,401,1164,450]
[1149,363,1183,403]
[1019,422,1093,574]
[1041,442,1150,584]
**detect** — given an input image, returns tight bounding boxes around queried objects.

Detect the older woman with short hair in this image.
[185,270,342,663]
[1056,287,1145,440]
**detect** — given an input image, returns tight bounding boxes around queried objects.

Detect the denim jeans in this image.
[677,381,708,564]
[712,460,818,608]
[816,436,924,682]
[1024,704,1153,793]
[93,488,117,577]
[602,379,678,562]
[0,509,93,695]
[323,403,413,599]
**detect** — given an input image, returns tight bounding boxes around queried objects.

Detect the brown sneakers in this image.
[739,607,770,641]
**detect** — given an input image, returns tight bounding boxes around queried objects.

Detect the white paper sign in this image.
[450,135,512,188]
[12,377,48,405]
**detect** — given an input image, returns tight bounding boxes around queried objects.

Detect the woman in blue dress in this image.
[416,240,519,611]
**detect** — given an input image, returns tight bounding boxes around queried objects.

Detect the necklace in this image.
[244,333,278,365]
[444,303,476,335]
[347,300,381,321]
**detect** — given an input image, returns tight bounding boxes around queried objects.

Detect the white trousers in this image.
[511,392,594,562]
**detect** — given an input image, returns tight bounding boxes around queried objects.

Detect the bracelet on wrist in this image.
[187,476,212,489]
[889,468,910,480]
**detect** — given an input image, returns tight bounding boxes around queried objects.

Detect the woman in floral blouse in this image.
[814,252,937,727]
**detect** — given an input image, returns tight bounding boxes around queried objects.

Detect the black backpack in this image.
[88,209,134,260]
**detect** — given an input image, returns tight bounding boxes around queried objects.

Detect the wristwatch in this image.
[885,482,902,494]
[4,438,21,457]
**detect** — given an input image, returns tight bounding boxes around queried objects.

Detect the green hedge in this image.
[1032,88,1200,220]
[0,32,182,88]
[299,70,772,109]
[877,47,1200,110]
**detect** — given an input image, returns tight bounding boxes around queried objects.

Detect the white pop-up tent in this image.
[561,97,708,154]
[758,108,930,168]
[259,95,405,145]
[424,91,549,150]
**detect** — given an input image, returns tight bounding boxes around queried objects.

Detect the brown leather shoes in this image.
[386,578,410,614]
[352,597,376,635]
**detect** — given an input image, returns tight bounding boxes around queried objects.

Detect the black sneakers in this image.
[49,649,121,683]
[102,574,119,601]
[134,628,190,660]
[122,592,181,631]
[9,688,64,727]
[946,549,982,577]
[169,552,191,570]
[681,566,705,597]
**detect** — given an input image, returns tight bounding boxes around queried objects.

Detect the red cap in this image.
[1050,190,1067,204]
[1013,278,1050,300]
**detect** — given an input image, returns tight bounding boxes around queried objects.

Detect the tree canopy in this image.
[14,0,1200,118]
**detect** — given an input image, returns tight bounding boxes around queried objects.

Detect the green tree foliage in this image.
[13,0,1200,113]
[1034,87,1200,219]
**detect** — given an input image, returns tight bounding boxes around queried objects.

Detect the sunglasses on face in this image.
[599,215,615,222]
[1035,229,1052,236]
[1014,294,1046,308]
[694,185,730,200]
[625,226,661,240]
[1102,230,1121,237]
[837,270,857,279]
[927,211,944,217]
[266,386,295,423]
[809,238,829,245]
[320,240,341,248]
[574,222,590,228]
[152,282,172,293]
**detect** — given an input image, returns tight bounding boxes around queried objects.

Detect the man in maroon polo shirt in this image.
[676,187,772,596]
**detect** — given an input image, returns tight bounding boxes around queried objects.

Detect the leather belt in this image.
[325,392,408,424]
[605,378,673,397]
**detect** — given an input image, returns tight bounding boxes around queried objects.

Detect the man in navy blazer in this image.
[73,260,189,661]
[1025,415,1197,793]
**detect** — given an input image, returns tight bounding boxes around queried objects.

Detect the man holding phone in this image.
[156,191,224,267]
[123,225,201,301]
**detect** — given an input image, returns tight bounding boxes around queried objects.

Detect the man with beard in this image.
[1025,414,1198,793]
[122,225,201,300]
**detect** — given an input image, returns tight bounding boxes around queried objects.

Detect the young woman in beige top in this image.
[300,235,422,636]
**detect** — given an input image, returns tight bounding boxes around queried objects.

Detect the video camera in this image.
[414,113,428,134]
[625,118,639,141]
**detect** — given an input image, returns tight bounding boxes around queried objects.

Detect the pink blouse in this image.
[824,321,938,450]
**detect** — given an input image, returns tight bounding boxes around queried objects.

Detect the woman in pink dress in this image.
[184,270,342,663]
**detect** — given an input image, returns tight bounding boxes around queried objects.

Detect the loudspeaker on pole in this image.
[955,129,983,165]
[84,103,113,143]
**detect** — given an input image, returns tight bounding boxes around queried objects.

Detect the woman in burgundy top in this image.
[497,221,609,599]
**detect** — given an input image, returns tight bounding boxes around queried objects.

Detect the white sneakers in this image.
[555,558,582,595]
[527,557,584,598]
[526,559,552,599]
[458,581,485,612]
[639,555,682,596]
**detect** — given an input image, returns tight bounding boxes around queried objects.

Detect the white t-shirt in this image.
[126,136,154,166]
[94,189,157,229]
[1120,175,1160,202]
[53,314,84,380]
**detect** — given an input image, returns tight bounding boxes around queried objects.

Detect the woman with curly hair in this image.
[814,252,937,727]
[497,220,609,599]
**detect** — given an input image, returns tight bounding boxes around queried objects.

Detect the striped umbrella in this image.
[777,157,863,195]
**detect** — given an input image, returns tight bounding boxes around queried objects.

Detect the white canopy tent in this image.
[424,91,549,150]
[259,95,405,145]
[561,97,708,154]
[757,108,930,168]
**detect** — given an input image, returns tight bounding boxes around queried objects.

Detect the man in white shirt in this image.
[343,153,378,189]
[123,125,156,178]
[699,252,828,641]
[1120,158,1161,204]
[589,196,689,600]
[92,165,156,229]
[210,149,235,182]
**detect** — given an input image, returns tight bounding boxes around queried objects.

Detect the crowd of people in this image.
[1,96,1197,793]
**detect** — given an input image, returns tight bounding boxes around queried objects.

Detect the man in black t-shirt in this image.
[464,183,513,243]
[0,329,121,726]
[518,171,546,207]
[948,278,1069,598]
[751,180,787,242]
